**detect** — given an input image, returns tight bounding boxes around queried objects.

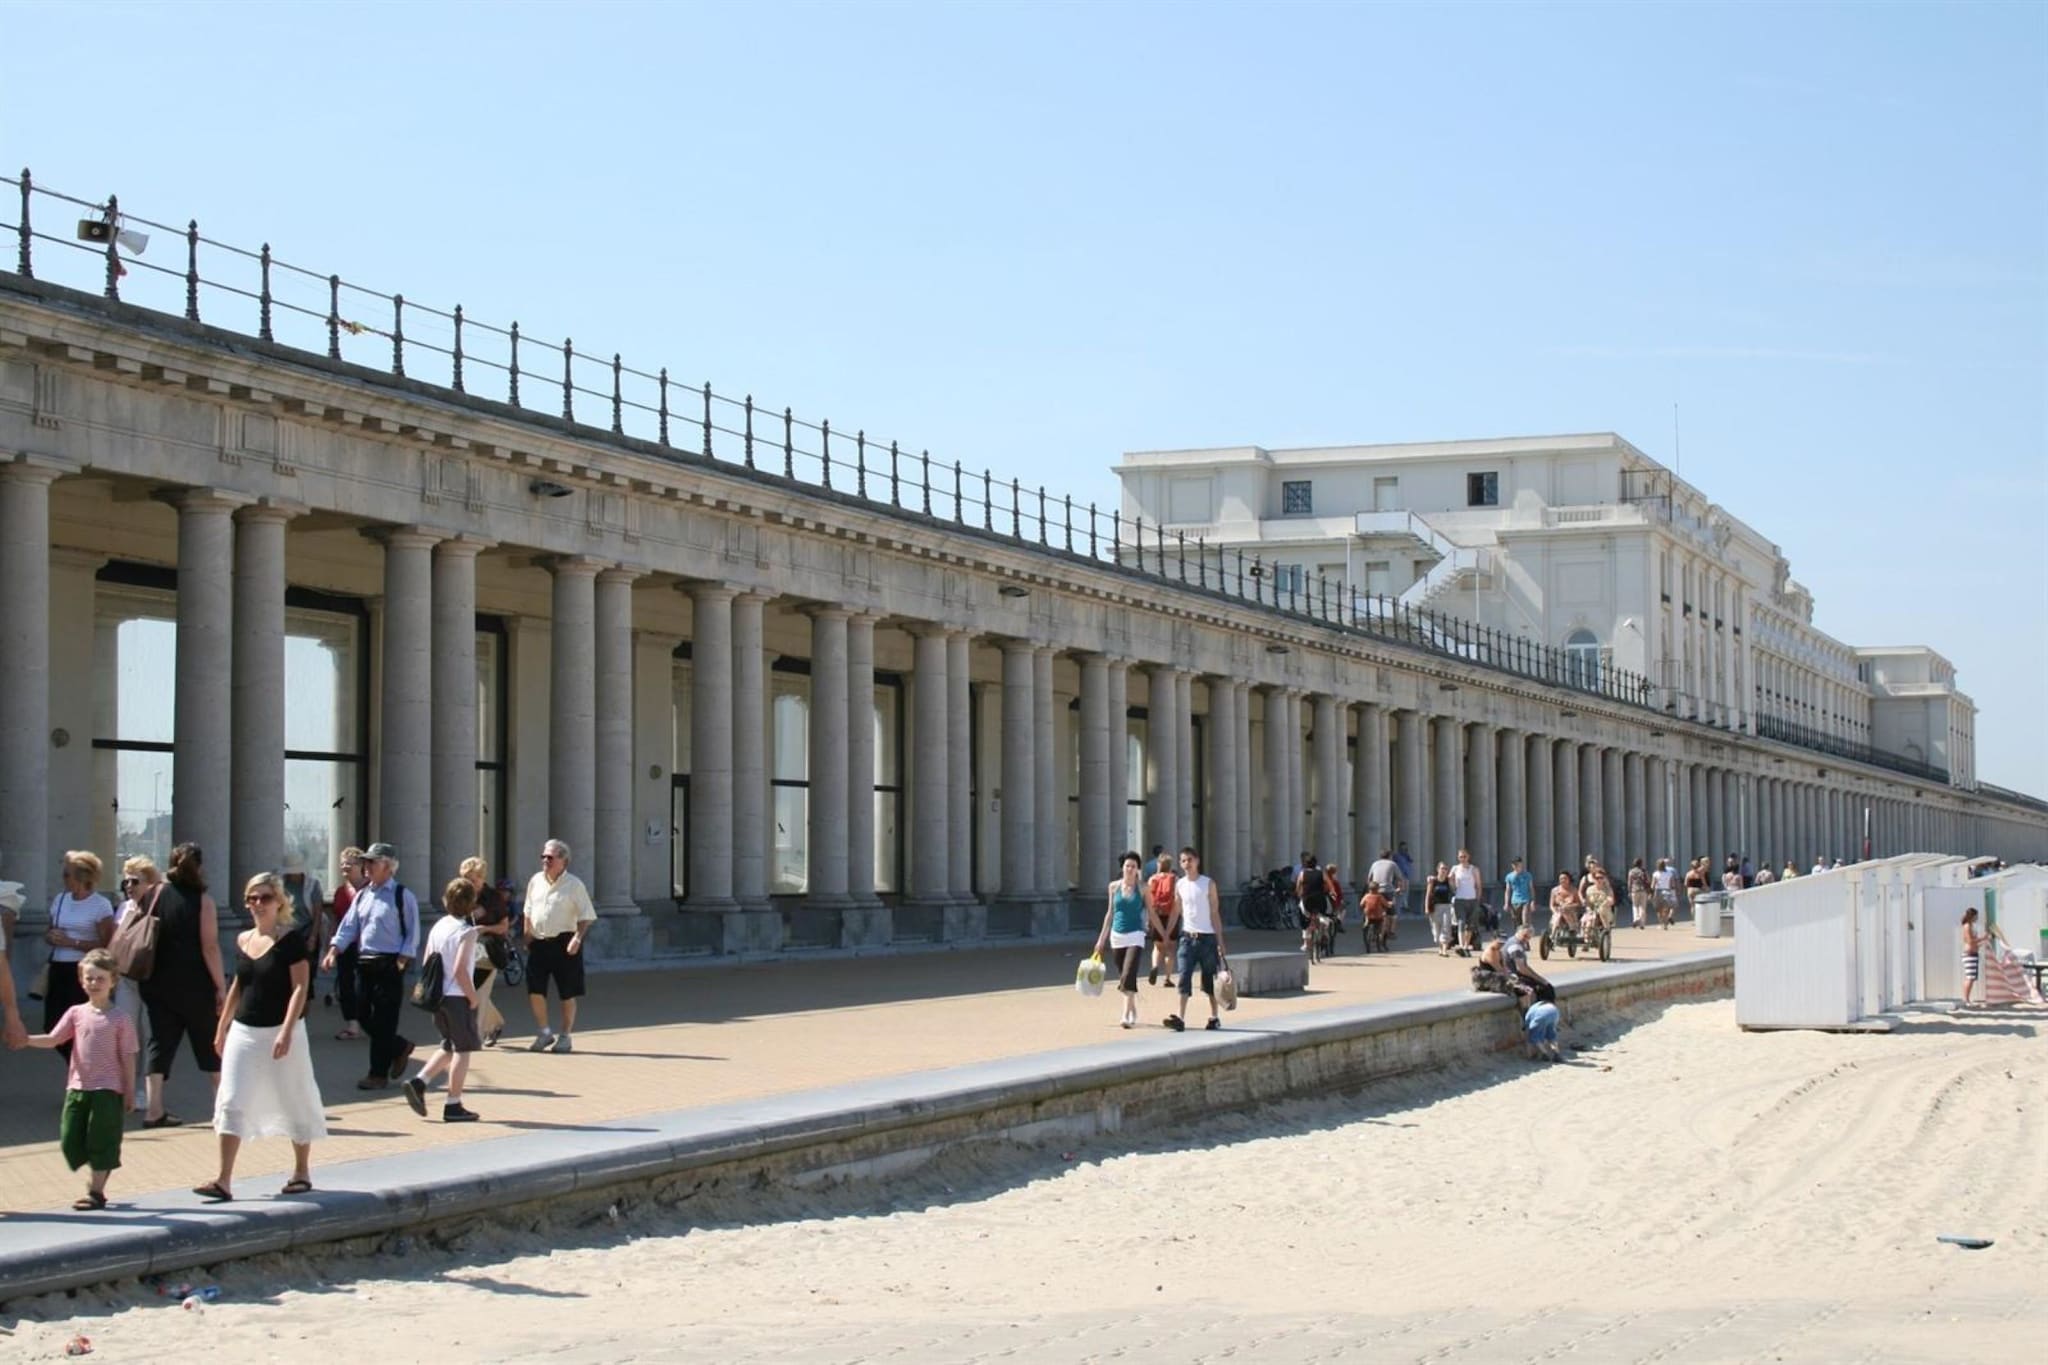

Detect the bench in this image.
[1228,949,1308,996]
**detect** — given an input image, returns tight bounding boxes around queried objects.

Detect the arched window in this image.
[1564,629,1602,690]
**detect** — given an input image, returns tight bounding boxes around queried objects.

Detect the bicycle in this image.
[1237,878,1283,930]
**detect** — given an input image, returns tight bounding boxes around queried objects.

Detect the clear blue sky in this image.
[7,0,2044,792]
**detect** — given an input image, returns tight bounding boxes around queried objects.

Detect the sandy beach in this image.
[7,997,2043,1363]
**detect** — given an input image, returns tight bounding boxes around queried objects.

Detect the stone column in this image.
[378,529,442,887]
[805,607,851,907]
[1498,727,1527,870]
[1079,654,1112,890]
[999,640,1036,906]
[1396,710,1426,884]
[731,592,770,912]
[1624,752,1646,869]
[1206,675,1237,887]
[1231,682,1252,881]
[1578,743,1602,872]
[1691,766,1710,862]
[946,631,974,906]
[1528,734,1554,880]
[684,585,740,923]
[545,556,599,873]
[0,461,62,917]
[593,569,643,939]
[1645,757,1669,864]
[1265,689,1291,873]
[1356,703,1387,872]
[1313,693,1343,867]
[430,537,486,907]
[846,613,881,913]
[1147,665,1179,856]
[1105,659,1130,868]
[170,491,240,903]
[1602,747,1624,873]
[909,627,950,904]
[231,505,293,911]
[1555,740,1580,877]
[1287,692,1309,862]
[1432,715,1462,864]
[1034,647,1060,921]
[1706,767,1726,869]
[1174,670,1195,850]
[1467,722,1497,880]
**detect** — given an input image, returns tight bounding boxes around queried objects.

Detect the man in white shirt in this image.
[1165,846,1226,1033]
[524,838,597,1053]
[1811,857,1828,877]
[1450,849,1485,955]
[1367,849,1403,902]
[0,883,25,1048]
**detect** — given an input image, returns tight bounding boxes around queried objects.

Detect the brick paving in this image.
[0,920,1712,1211]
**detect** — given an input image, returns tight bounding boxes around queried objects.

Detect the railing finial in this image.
[102,194,121,300]
[15,168,31,278]
[184,220,200,321]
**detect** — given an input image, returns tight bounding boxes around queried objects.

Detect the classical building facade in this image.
[1117,434,1985,793]
[3,242,2043,960]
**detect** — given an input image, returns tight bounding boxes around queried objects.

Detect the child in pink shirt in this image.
[25,948,137,1209]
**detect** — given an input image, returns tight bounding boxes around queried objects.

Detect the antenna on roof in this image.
[1672,401,1682,478]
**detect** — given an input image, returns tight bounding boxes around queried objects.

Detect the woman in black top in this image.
[139,843,227,1128]
[194,872,325,1202]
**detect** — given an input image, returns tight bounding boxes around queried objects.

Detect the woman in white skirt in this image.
[193,872,325,1201]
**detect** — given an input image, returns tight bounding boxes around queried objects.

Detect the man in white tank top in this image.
[1166,847,1227,1032]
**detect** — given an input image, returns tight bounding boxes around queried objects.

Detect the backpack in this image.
[410,951,445,1012]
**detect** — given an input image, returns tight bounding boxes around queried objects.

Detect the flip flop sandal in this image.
[279,1178,314,1196]
[72,1192,107,1211]
[192,1181,233,1203]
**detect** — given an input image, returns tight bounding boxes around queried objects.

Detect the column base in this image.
[586,912,653,960]
[940,898,987,942]
[839,905,893,949]
[716,906,783,955]
[1028,895,1072,938]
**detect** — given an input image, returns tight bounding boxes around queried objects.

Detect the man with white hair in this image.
[323,841,420,1090]
[523,838,596,1053]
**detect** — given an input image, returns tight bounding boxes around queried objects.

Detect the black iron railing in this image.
[1754,711,1949,785]
[4,167,1672,715]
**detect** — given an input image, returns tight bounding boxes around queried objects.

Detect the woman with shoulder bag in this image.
[43,853,117,1060]
[139,843,227,1129]
[460,858,511,1048]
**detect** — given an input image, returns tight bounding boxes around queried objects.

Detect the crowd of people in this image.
[0,836,597,1211]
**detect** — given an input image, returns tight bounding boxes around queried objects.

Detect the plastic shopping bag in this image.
[1216,959,1238,1011]
[1075,953,1106,997]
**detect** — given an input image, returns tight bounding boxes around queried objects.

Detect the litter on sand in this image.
[1936,1235,1994,1250]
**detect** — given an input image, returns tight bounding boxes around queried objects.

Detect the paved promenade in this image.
[0,921,1712,1214]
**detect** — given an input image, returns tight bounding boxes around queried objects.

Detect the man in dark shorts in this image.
[522,838,595,1053]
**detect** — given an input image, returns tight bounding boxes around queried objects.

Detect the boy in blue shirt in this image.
[1503,857,1535,930]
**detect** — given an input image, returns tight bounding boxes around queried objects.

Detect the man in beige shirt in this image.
[523,838,596,1053]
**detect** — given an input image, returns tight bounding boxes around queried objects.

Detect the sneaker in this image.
[527,1029,556,1053]
[550,1033,572,1054]
[354,1075,388,1092]
[1204,1017,1221,1031]
[443,1103,480,1123]
[402,1077,428,1117]
[483,1025,503,1048]
[1163,1014,1185,1032]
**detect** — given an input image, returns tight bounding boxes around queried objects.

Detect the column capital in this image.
[366,524,448,552]
[596,565,644,588]
[0,453,78,484]
[233,497,308,527]
[998,635,1038,657]
[49,546,109,573]
[159,486,254,514]
[798,602,853,623]
[904,619,954,640]
[677,578,745,604]
[538,553,605,577]
[434,534,496,560]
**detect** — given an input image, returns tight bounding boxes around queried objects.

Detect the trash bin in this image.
[1695,891,1732,938]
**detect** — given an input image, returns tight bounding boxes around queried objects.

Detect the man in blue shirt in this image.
[1503,856,1535,930]
[322,841,421,1091]
[1394,842,1416,916]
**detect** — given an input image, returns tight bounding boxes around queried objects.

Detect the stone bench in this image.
[1228,949,1309,996]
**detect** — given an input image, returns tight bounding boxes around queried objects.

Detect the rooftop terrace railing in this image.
[0,165,1787,722]
[1754,711,1949,786]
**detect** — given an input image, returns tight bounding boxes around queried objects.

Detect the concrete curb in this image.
[0,948,1730,1302]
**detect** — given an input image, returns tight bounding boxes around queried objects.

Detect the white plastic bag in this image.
[1074,953,1106,997]
[1216,960,1238,1011]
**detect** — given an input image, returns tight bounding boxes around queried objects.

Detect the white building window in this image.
[1281,480,1313,515]
[1372,476,1399,512]
[1466,471,1499,507]
[1364,560,1391,596]
[1274,563,1306,594]
[1564,628,1602,689]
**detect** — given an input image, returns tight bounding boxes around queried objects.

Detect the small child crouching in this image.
[26,948,137,1208]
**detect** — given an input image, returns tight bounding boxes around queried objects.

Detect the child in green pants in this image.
[25,949,137,1209]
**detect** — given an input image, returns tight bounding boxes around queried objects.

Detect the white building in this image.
[1117,432,1973,790]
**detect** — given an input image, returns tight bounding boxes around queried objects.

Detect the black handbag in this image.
[409,953,445,1012]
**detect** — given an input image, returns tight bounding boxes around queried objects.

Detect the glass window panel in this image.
[475,631,501,763]
[671,779,689,899]
[284,757,360,886]
[874,791,900,893]
[283,606,358,754]
[113,613,177,744]
[474,768,504,879]
[112,748,175,870]
[873,682,901,786]
[772,681,809,782]
[671,661,693,775]
[772,786,808,893]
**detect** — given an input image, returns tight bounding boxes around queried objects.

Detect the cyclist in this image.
[1366,847,1404,945]
[1294,853,1338,956]
[1358,882,1392,953]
